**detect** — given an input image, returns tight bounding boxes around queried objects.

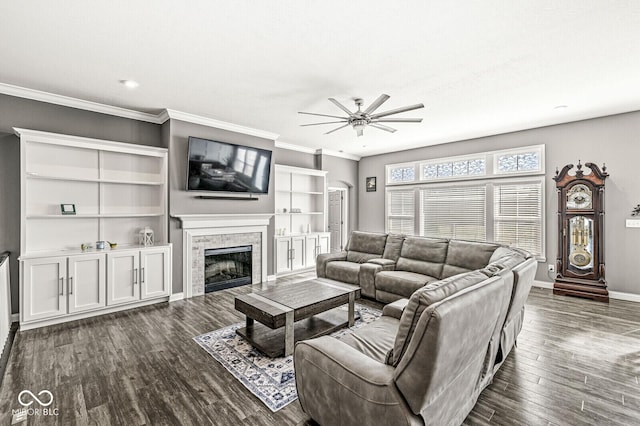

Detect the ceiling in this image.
[1,1,640,157]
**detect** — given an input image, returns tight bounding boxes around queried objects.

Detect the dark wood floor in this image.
[1,273,640,425]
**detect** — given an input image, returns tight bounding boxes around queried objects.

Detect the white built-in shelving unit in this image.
[15,128,172,330]
[274,164,330,275]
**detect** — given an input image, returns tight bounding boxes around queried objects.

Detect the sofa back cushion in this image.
[441,240,500,278]
[382,233,405,262]
[345,231,388,263]
[395,237,449,278]
[389,270,490,366]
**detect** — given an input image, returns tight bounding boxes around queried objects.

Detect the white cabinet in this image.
[274,232,330,275]
[22,257,67,322]
[140,247,170,299]
[107,250,140,306]
[68,253,106,314]
[107,246,170,306]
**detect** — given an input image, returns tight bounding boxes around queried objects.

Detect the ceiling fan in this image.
[299,94,424,137]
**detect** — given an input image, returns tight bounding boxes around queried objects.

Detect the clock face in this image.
[566,184,592,209]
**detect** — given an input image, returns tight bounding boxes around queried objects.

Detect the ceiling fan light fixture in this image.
[352,119,367,137]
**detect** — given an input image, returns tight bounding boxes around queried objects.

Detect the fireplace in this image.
[204,245,253,292]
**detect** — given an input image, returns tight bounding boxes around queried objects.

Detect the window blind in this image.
[493,181,543,256]
[387,189,415,234]
[420,185,486,241]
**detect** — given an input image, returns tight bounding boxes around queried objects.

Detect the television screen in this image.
[186,137,272,194]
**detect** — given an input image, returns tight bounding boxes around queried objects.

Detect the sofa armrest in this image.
[294,336,412,426]
[382,298,409,320]
[367,258,397,268]
[316,251,347,278]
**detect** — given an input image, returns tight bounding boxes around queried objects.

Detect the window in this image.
[387,189,415,234]
[385,145,545,258]
[420,184,486,240]
[493,181,543,256]
[387,165,416,183]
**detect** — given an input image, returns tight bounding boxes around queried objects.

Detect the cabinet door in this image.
[305,235,319,267]
[22,257,67,322]
[140,247,170,299]
[107,251,140,306]
[68,253,106,314]
[318,233,331,254]
[275,238,292,274]
[291,236,305,270]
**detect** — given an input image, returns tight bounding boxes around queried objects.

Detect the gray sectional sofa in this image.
[296,231,537,425]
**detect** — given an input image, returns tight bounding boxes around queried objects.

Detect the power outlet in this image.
[547,264,555,272]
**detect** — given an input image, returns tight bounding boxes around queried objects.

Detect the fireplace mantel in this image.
[174,214,273,298]
[173,213,273,229]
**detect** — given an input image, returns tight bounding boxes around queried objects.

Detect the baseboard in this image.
[267,275,277,282]
[533,279,640,303]
[532,279,553,289]
[10,313,19,323]
[169,292,185,302]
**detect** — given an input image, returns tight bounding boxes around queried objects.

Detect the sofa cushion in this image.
[441,240,499,279]
[481,252,525,276]
[345,231,387,264]
[395,237,449,278]
[376,271,438,299]
[326,261,361,284]
[340,316,399,364]
[382,233,405,262]
[390,270,490,366]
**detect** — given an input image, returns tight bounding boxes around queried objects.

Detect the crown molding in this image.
[274,140,317,154]
[164,109,279,140]
[0,82,162,124]
[316,148,361,161]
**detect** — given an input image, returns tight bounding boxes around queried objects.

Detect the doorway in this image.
[328,187,348,252]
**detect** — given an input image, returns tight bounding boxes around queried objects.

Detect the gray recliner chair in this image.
[294,272,510,426]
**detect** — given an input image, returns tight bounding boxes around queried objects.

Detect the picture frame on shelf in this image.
[366,177,377,192]
[60,204,76,215]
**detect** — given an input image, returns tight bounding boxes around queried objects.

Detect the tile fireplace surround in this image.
[174,214,272,298]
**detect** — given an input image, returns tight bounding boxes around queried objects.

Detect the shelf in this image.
[26,174,164,186]
[276,212,324,215]
[27,213,164,219]
[276,190,324,195]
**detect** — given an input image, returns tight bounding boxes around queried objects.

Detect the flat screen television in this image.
[186,136,272,194]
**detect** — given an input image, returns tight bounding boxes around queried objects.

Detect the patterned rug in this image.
[193,304,381,412]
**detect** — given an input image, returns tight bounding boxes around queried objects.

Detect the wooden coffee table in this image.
[234,278,361,357]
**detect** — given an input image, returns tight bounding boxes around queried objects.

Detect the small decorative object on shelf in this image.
[139,226,154,246]
[307,224,311,233]
[60,203,76,215]
[80,243,92,251]
[291,208,302,213]
[108,241,118,249]
[632,204,640,216]
[96,241,106,250]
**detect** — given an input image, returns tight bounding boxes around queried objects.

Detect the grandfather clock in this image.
[553,161,608,302]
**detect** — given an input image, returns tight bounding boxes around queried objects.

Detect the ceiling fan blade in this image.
[370,103,425,119]
[324,123,350,135]
[328,98,355,116]
[369,123,397,133]
[371,118,423,123]
[298,111,348,120]
[301,120,349,127]
[363,94,390,115]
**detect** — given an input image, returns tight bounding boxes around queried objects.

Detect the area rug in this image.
[193,304,381,412]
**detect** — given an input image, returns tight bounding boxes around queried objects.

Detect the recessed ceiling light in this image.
[120,79,139,89]
[553,105,568,111]
[362,145,366,148]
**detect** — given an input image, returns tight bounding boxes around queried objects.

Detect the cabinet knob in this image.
[141,267,145,284]
[134,268,138,285]
[69,276,73,295]
[59,277,64,296]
